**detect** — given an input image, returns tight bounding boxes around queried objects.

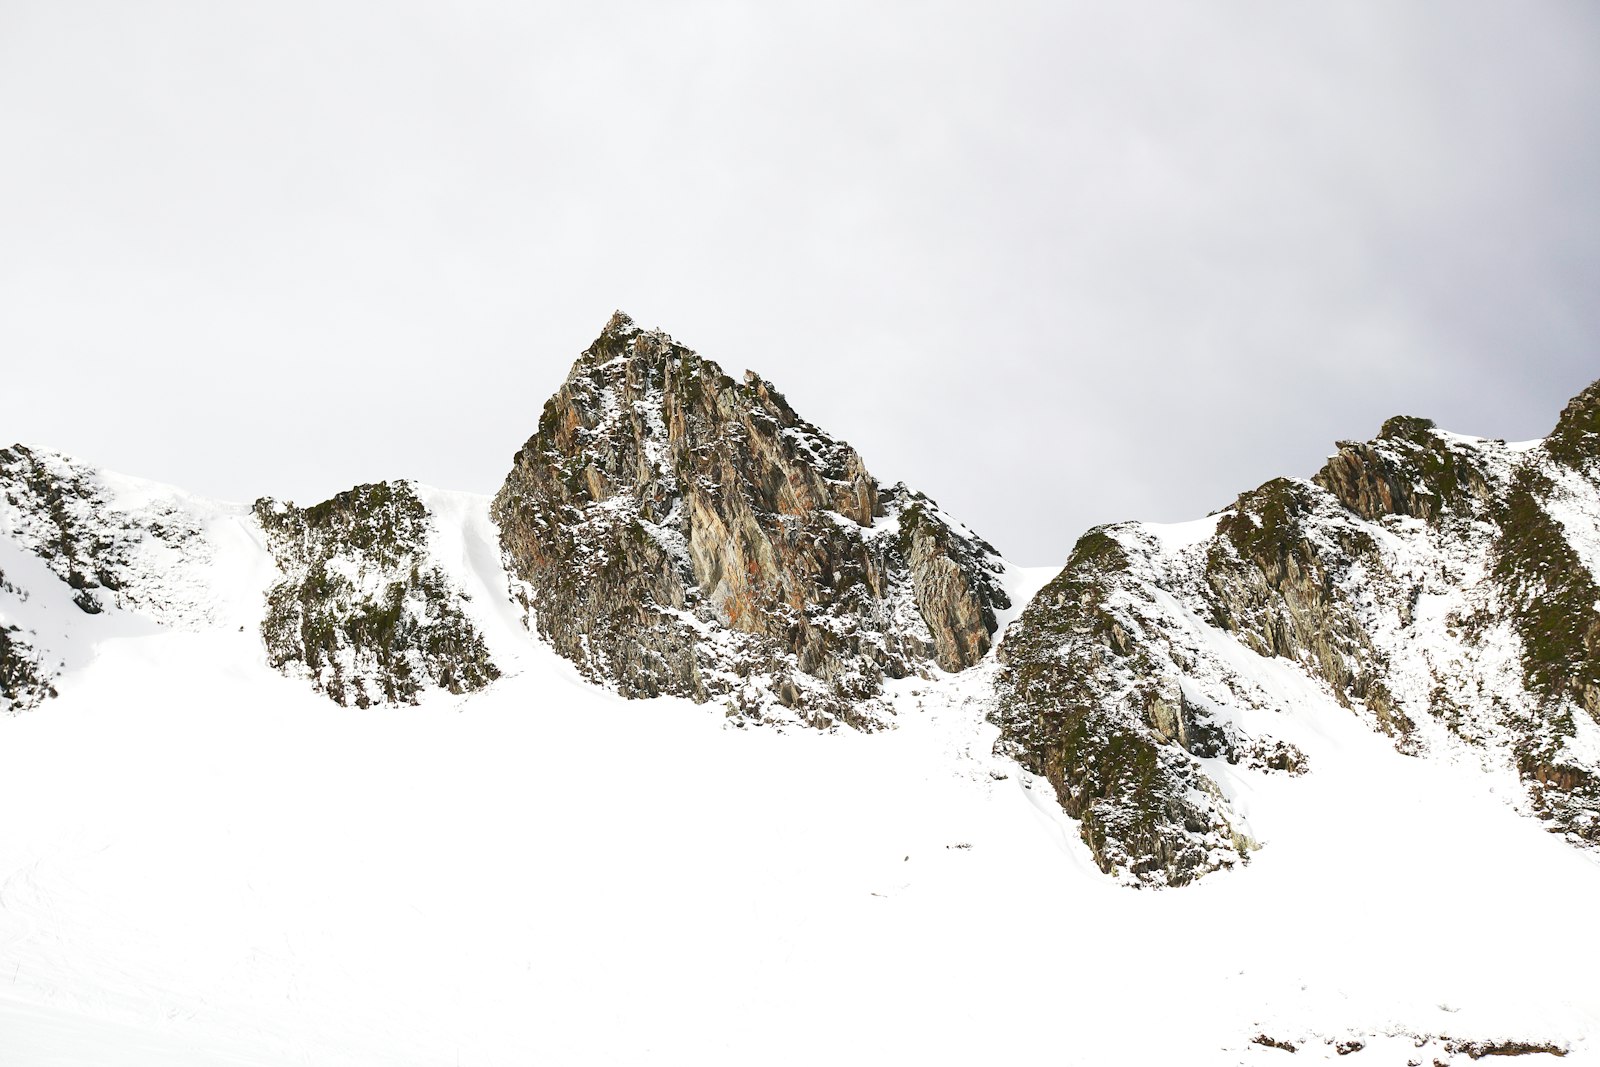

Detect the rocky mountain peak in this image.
[1546,378,1600,471]
[1312,414,1499,525]
[494,315,1008,728]
[993,378,1600,886]
[600,308,639,337]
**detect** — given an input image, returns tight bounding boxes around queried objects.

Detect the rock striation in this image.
[256,481,499,707]
[493,312,1009,727]
[992,381,1600,886]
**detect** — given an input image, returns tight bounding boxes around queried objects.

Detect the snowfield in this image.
[2,479,1598,1065]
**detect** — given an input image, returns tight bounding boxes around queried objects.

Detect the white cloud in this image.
[2,0,1596,562]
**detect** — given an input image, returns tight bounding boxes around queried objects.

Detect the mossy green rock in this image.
[994,378,1600,885]
[995,525,1293,885]
[1314,416,1496,524]
[256,482,499,708]
[1544,380,1600,473]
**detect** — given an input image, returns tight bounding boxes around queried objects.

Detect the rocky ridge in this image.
[0,444,213,622]
[493,312,1009,728]
[1,444,223,712]
[0,445,503,713]
[8,329,1600,899]
[992,381,1600,885]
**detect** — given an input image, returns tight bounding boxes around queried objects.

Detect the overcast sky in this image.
[3,2,1597,564]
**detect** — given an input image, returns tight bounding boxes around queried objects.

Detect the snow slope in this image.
[1,472,1596,1064]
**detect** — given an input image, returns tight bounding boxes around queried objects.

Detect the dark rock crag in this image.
[2,444,218,712]
[493,312,1008,728]
[994,381,1600,886]
[0,566,56,712]
[256,481,499,708]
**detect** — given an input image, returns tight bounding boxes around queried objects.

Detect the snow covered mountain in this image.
[4,314,1010,728]
[992,381,1600,887]
[2,318,1599,1064]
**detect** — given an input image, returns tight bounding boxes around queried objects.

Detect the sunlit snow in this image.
[1,474,1596,1065]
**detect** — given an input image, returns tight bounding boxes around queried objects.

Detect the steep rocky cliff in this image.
[256,481,499,707]
[993,381,1600,886]
[493,312,1009,728]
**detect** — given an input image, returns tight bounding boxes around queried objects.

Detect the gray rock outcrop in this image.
[493,312,1009,728]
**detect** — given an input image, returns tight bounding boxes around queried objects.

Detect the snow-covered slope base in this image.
[5,370,1600,1062]
[1,526,1596,1065]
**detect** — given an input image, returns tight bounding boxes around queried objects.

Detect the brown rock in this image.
[493,313,1008,725]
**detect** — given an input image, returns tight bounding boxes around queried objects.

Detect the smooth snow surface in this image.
[2,490,1597,1065]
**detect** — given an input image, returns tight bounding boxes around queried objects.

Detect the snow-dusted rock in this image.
[255,481,500,707]
[0,444,238,713]
[0,444,214,622]
[493,312,1009,728]
[994,380,1600,885]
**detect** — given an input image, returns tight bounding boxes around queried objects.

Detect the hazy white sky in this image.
[3,1,1597,564]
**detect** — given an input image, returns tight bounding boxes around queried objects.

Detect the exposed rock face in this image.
[993,381,1600,886]
[0,444,209,620]
[1314,415,1498,524]
[1,444,223,713]
[0,566,56,712]
[493,312,1008,727]
[1544,379,1600,473]
[256,482,499,708]
[994,531,1256,884]
[994,520,1309,886]
[1,446,503,711]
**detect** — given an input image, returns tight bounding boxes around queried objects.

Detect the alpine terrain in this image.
[1,316,1597,1065]
[993,383,1600,887]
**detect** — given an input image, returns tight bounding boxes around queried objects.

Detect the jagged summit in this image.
[493,314,1009,728]
[992,378,1600,886]
[1548,378,1600,471]
[7,344,1600,1060]
[7,318,1599,901]
[1,316,1010,726]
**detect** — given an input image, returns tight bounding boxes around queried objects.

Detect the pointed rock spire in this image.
[493,315,1009,727]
